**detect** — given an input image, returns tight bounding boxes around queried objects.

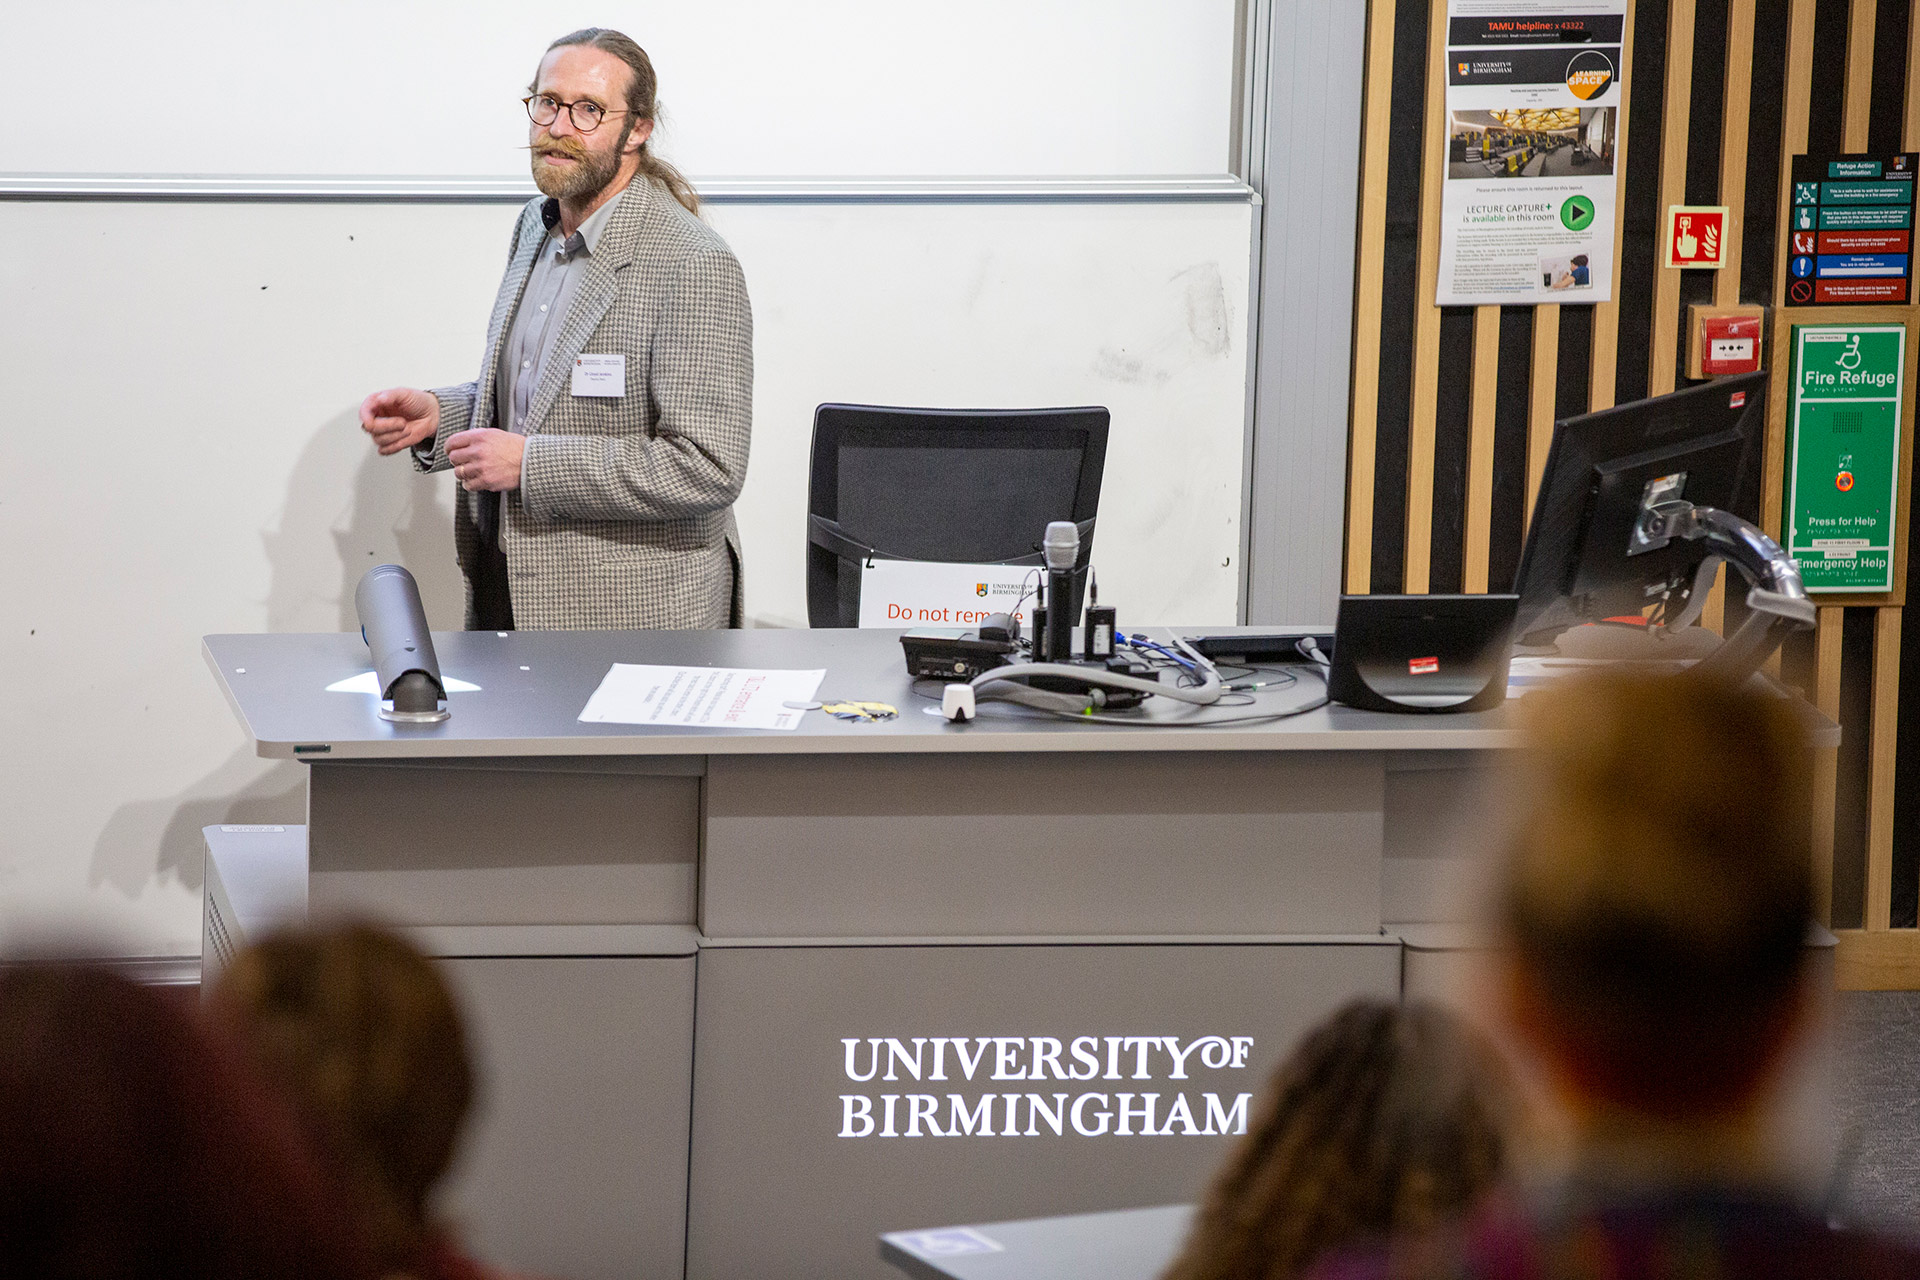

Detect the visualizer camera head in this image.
[354,564,448,723]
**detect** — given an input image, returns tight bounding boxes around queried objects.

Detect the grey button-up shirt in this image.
[454,185,628,548]
[496,185,628,438]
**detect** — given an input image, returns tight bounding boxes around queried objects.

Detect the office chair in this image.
[806,404,1110,628]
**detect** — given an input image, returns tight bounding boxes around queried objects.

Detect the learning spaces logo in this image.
[1565,49,1615,100]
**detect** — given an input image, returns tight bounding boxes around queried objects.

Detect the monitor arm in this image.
[1639,501,1816,679]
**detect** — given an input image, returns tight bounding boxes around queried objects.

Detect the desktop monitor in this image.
[1511,371,1769,646]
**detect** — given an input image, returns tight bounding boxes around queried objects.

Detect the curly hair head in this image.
[1163,1000,1512,1280]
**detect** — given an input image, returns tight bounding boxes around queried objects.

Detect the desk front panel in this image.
[684,940,1399,1280]
[437,954,695,1280]
[701,751,1387,937]
[307,758,701,925]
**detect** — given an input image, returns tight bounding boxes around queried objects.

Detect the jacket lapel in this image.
[523,178,655,434]
[477,201,549,434]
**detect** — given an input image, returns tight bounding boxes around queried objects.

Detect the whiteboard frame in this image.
[0,174,1252,204]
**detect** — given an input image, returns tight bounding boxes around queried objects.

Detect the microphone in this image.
[355,564,449,723]
[1042,521,1079,663]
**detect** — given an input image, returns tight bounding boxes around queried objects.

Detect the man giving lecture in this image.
[360,28,751,631]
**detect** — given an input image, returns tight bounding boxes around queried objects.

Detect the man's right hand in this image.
[360,387,441,456]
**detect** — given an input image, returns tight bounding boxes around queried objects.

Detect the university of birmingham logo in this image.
[976,583,989,597]
[838,1034,1257,1139]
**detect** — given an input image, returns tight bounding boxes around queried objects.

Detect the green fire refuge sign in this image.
[1786,324,1906,592]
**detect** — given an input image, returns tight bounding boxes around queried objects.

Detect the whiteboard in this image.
[715,200,1254,627]
[0,1,1238,180]
[0,194,1252,954]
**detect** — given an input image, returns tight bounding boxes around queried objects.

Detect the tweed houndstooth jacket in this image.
[418,177,752,630]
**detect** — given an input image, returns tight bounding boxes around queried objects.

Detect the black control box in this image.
[901,628,1017,681]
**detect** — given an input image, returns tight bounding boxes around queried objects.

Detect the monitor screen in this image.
[1511,371,1769,644]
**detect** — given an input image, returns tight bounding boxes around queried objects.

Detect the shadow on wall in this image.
[88,411,462,903]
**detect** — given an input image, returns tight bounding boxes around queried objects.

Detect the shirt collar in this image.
[539,183,628,259]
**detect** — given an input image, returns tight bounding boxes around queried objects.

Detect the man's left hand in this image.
[446,429,526,492]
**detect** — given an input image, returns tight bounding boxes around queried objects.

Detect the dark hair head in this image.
[1163,1000,1512,1280]
[212,923,474,1272]
[544,27,700,214]
[0,962,371,1278]
[1499,669,1813,1117]
[1571,254,1589,266]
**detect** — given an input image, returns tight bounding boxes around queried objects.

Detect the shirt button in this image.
[522,360,531,369]
[540,304,548,312]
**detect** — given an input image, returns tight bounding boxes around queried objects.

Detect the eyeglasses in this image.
[523,94,629,133]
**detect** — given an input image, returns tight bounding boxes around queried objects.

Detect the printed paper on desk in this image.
[571,353,624,397]
[858,559,1036,628]
[579,664,826,730]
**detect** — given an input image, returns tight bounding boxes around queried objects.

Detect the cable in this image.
[1012,684,1329,728]
[972,659,1222,707]
[1122,633,1200,672]
[918,664,1329,728]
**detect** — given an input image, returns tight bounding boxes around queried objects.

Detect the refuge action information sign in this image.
[1437,2,1626,305]
[1785,324,1906,593]
[1788,154,1917,306]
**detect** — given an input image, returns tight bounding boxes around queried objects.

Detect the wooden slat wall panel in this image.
[1342,0,1920,979]
[1464,307,1500,592]
[1869,608,1903,929]
[1617,0,1673,406]
[1590,2,1640,412]
[1716,2,1755,306]
[1403,0,1451,594]
[1526,306,1560,521]
[1815,606,1846,926]
[1650,0,1698,398]
[1344,0,1399,594]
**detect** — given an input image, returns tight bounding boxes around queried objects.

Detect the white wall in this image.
[0,195,1252,956]
[0,1,1237,179]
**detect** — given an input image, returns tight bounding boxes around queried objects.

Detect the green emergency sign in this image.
[1785,324,1906,592]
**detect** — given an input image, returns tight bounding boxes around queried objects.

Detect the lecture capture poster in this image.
[1437,2,1627,306]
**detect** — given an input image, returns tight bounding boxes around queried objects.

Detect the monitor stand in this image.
[1632,501,1816,679]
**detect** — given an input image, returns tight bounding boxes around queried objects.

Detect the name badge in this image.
[572,353,625,397]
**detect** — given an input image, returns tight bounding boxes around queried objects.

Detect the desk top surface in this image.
[880,1204,1193,1280]
[202,625,1520,760]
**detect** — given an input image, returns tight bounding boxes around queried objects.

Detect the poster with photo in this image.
[1437,2,1627,306]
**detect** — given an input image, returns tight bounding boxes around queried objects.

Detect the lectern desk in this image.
[203,626,1512,1280]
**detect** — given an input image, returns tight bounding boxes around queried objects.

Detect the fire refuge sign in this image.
[1785,324,1906,593]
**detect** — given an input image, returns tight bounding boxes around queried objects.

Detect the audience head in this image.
[0,961,371,1279]
[1165,999,1513,1280]
[211,922,475,1274]
[1494,669,1813,1125]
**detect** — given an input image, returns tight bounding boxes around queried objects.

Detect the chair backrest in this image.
[806,404,1110,628]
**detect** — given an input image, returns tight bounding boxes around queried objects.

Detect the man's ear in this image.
[626,118,655,154]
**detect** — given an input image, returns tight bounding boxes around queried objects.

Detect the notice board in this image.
[1436,2,1627,305]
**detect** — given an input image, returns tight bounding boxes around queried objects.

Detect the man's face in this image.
[528,45,650,201]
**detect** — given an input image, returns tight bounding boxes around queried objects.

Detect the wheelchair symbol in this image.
[1838,335,1862,371]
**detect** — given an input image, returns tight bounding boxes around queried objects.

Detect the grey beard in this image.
[531,145,621,201]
